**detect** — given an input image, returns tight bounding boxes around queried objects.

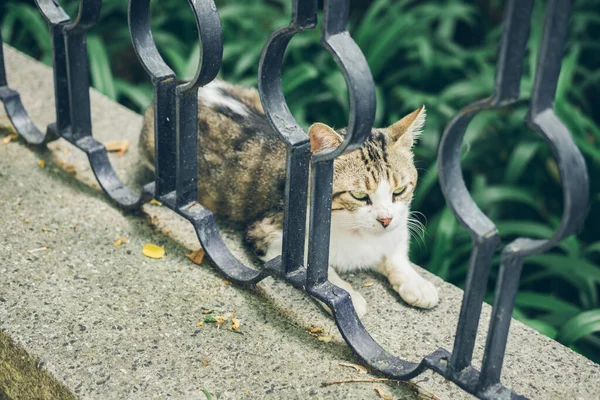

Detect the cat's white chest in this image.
[328,227,406,273]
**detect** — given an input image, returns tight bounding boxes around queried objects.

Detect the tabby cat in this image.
[139,80,439,316]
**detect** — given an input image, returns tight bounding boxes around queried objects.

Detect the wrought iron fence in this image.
[0,0,589,398]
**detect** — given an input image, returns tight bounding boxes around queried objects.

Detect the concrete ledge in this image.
[1,44,598,399]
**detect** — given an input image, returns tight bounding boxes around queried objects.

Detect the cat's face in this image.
[309,106,424,236]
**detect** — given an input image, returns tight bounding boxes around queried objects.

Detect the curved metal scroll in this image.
[128,0,269,285]
[0,0,146,210]
[434,0,588,398]
[258,0,426,380]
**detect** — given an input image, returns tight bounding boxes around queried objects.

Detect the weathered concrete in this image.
[0,44,598,399]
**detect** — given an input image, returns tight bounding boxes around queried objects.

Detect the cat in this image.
[139,79,439,317]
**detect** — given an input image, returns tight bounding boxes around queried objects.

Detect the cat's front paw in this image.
[395,277,439,309]
[349,290,367,318]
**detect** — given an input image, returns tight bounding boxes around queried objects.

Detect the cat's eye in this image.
[350,191,369,201]
[393,185,407,196]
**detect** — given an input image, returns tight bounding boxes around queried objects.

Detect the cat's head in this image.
[309,106,425,235]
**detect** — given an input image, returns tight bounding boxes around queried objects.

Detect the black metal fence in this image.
[0,0,588,399]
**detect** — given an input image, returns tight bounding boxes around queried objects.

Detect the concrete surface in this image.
[0,44,598,400]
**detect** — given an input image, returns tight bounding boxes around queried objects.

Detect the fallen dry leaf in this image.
[231,318,241,331]
[363,282,374,287]
[41,226,48,232]
[142,243,165,259]
[150,215,159,225]
[149,199,162,206]
[104,140,130,157]
[374,386,392,400]
[196,321,204,327]
[338,362,367,374]
[2,133,18,145]
[186,248,205,265]
[24,219,30,224]
[317,334,333,343]
[59,161,77,175]
[114,236,129,247]
[37,160,45,168]
[223,280,232,286]
[201,360,209,367]
[310,326,324,334]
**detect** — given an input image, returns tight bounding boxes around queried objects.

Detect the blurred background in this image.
[1,0,599,362]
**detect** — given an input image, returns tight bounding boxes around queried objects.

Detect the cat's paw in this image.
[316,290,366,318]
[395,278,439,309]
[349,290,367,318]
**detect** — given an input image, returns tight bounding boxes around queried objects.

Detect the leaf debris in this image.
[104,140,130,156]
[142,243,165,259]
[2,133,18,145]
[149,199,162,206]
[114,236,129,247]
[338,362,368,374]
[375,386,392,400]
[37,160,45,168]
[186,248,205,265]
[363,281,374,287]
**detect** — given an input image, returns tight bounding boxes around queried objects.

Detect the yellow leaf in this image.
[186,248,205,265]
[196,322,204,327]
[201,360,209,367]
[223,280,232,285]
[363,282,374,287]
[231,318,241,331]
[149,199,162,206]
[310,326,324,334]
[142,243,165,259]
[37,160,45,168]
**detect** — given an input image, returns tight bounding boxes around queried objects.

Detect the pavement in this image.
[0,44,599,400]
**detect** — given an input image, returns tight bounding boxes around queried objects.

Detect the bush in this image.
[2,0,599,362]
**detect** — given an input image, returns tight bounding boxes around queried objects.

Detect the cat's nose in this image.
[377,217,393,228]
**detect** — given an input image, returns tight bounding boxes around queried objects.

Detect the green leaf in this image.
[427,207,456,279]
[523,319,558,339]
[87,36,116,100]
[515,292,581,314]
[282,63,318,93]
[504,142,541,184]
[558,309,600,346]
[114,80,152,111]
[472,185,542,213]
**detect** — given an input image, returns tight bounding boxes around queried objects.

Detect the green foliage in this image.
[2,0,600,362]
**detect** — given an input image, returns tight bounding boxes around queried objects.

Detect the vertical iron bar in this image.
[282,145,310,274]
[0,31,6,86]
[64,32,92,140]
[530,0,572,116]
[492,0,534,104]
[306,159,334,287]
[154,79,177,197]
[176,88,199,207]
[450,235,499,372]
[479,254,524,391]
[51,24,71,133]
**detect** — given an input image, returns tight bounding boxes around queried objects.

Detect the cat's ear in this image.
[387,105,426,148]
[308,122,343,153]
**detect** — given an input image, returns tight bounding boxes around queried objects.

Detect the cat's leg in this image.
[246,212,284,261]
[377,251,438,309]
[327,267,367,317]
[246,214,367,317]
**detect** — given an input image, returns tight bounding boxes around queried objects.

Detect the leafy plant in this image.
[2,0,599,362]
